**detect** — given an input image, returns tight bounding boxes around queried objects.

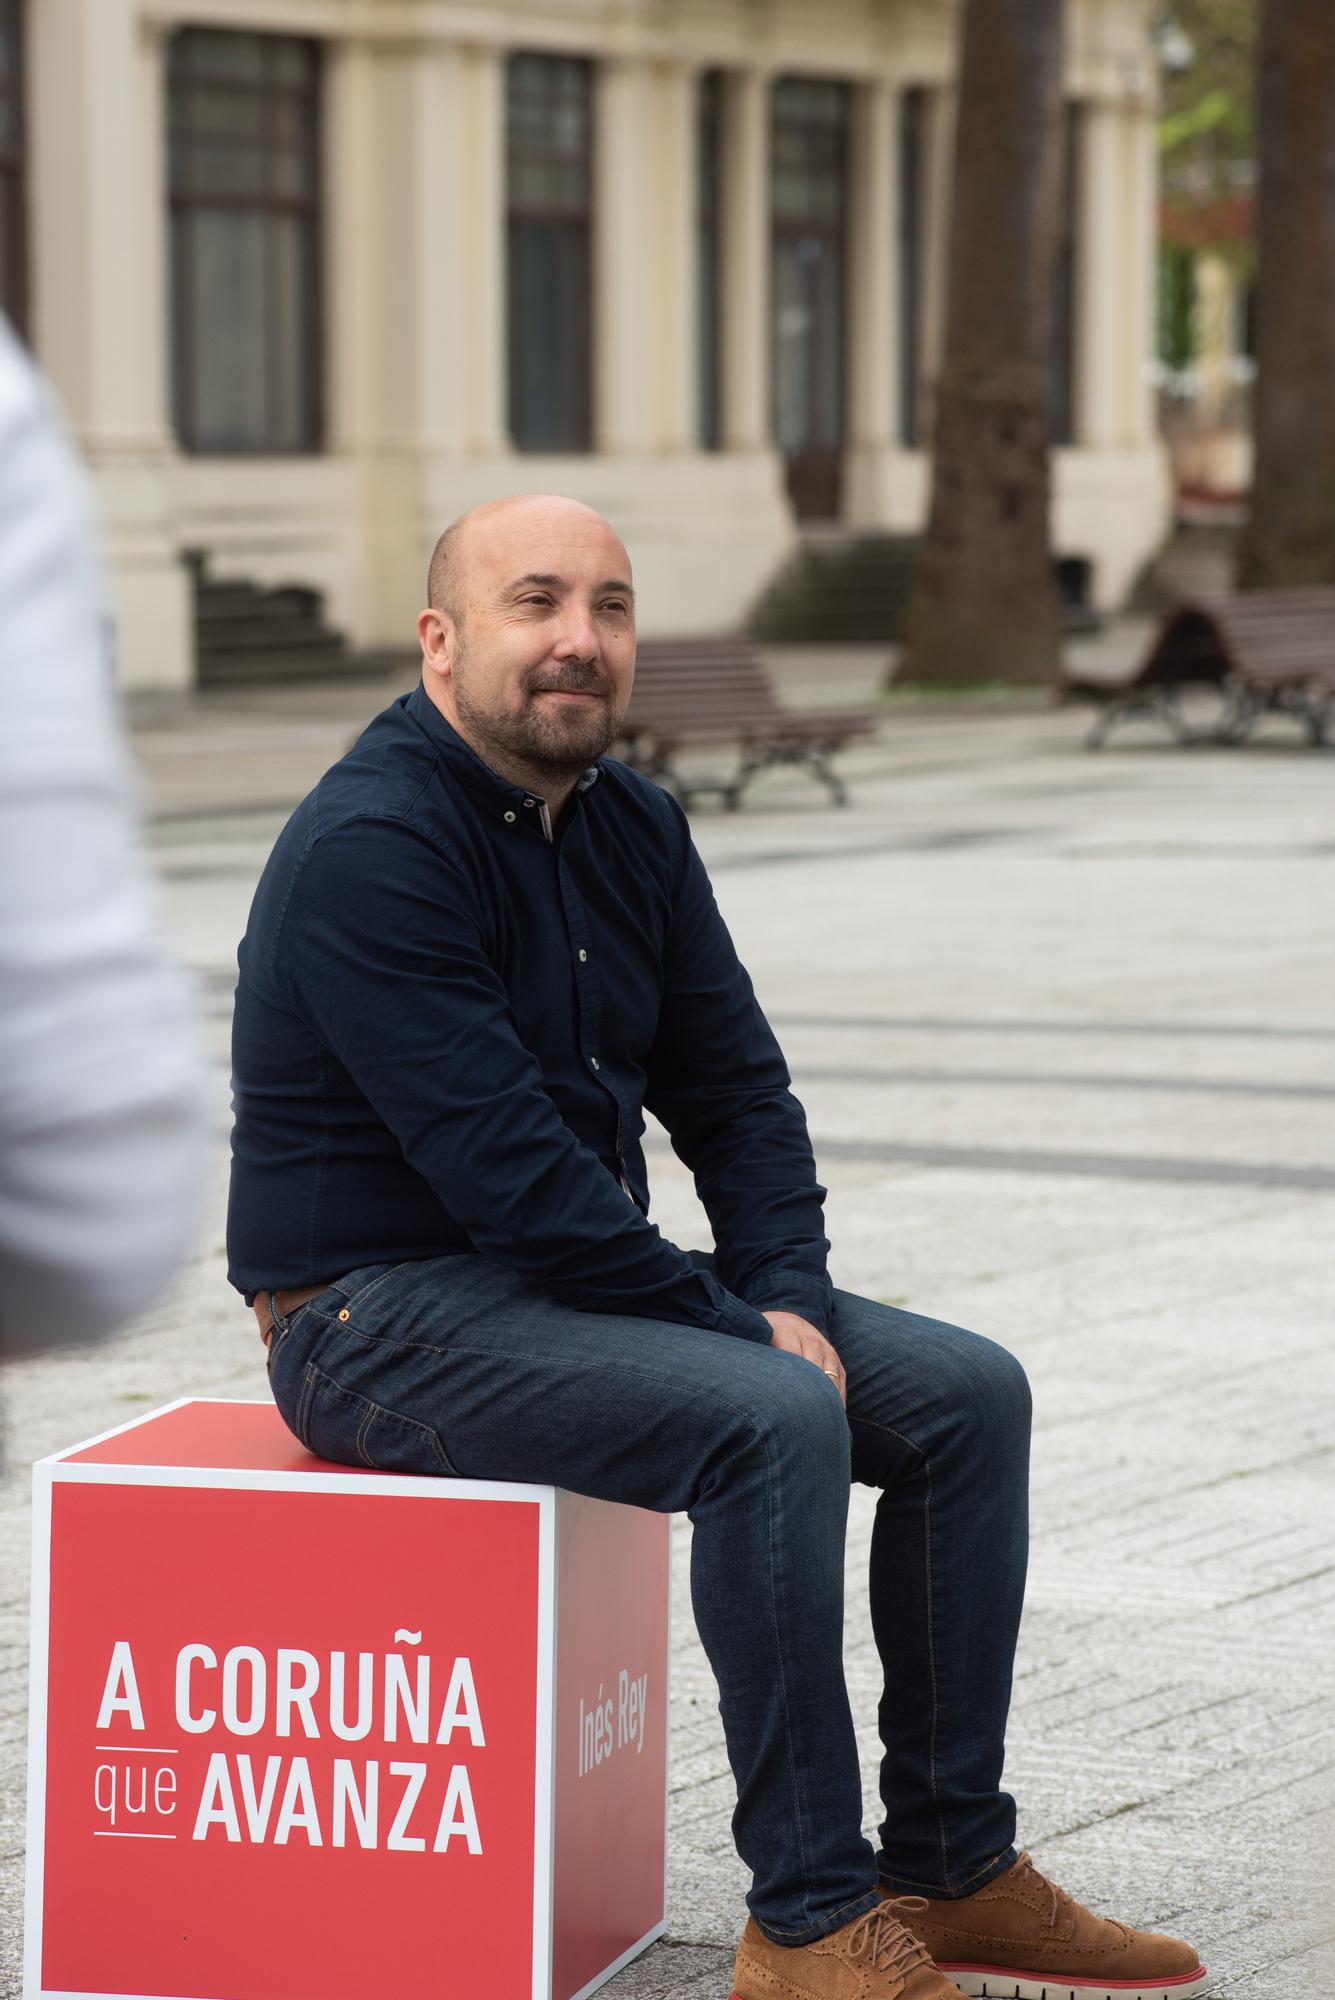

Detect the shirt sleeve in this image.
[280,817,774,1343]
[0,320,208,1356]
[643,808,834,1335]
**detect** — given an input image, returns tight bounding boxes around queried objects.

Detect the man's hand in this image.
[762,1311,846,1406]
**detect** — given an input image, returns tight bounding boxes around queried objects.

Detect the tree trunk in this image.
[1237,0,1335,590]
[899,0,1065,685]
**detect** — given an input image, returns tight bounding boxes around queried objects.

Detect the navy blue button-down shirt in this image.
[227,682,832,1342]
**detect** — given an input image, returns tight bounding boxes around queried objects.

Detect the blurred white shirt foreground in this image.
[0,316,207,1358]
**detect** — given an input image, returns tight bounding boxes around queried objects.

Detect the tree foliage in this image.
[1157,0,1259,204]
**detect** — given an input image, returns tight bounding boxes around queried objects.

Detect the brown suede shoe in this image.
[731,1897,969,2000]
[881,1851,1209,2000]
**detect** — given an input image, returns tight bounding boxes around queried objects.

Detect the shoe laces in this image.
[1014,1851,1073,1931]
[846,1898,934,1989]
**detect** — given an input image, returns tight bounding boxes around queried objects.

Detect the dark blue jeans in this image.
[265,1252,1031,1945]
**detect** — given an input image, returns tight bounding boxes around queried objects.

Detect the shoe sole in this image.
[731,1979,1209,2000]
[934,1964,1211,2000]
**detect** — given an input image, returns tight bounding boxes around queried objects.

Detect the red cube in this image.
[26,1398,670,2000]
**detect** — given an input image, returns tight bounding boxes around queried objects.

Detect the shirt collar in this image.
[404,680,603,826]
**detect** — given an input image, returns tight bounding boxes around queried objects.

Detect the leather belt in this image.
[254,1282,330,1347]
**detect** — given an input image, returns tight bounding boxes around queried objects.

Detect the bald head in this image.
[426,494,631,623]
[415,492,637,800]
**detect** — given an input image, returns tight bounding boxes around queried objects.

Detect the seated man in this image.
[227,493,1207,2000]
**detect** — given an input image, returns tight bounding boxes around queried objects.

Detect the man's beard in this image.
[452,649,625,777]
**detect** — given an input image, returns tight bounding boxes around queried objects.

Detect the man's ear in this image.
[417,606,456,681]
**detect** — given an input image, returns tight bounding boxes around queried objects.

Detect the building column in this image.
[1054,79,1171,612]
[326,38,380,461]
[406,46,468,457]
[337,40,473,633]
[917,83,956,440]
[845,76,899,522]
[720,68,771,455]
[321,37,384,644]
[27,0,191,690]
[1121,98,1158,448]
[1075,97,1124,449]
[355,42,469,452]
[652,61,699,454]
[595,57,658,454]
[460,42,508,456]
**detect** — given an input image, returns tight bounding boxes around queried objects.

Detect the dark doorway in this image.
[1050,102,1081,446]
[0,0,27,339]
[898,86,927,448]
[771,77,850,521]
[697,69,724,451]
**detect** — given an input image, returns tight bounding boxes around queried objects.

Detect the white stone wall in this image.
[20,0,1170,688]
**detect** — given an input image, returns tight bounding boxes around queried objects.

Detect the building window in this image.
[168,28,323,455]
[898,87,926,448]
[1050,102,1081,446]
[506,53,592,453]
[771,76,851,520]
[697,70,724,450]
[0,0,26,339]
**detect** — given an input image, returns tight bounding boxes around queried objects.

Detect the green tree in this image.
[1155,0,1259,375]
[1157,0,1259,206]
[899,0,1065,687]
[1237,0,1335,587]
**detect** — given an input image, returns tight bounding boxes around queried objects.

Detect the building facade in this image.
[4,0,1168,690]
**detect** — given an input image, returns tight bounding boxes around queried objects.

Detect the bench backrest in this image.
[1139,590,1335,689]
[624,638,785,728]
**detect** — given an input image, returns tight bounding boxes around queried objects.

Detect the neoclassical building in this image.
[4,0,1167,690]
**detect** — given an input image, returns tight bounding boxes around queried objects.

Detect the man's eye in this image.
[521,595,553,607]
[601,601,629,616]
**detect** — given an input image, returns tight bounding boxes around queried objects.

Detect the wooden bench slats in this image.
[1070,591,1335,748]
[616,635,878,808]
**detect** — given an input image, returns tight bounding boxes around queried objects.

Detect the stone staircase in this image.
[187,553,369,687]
[747,534,919,643]
[747,533,1098,643]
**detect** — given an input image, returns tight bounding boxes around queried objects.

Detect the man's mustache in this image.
[526,668,609,697]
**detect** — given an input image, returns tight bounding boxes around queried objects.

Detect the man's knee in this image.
[954,1334,1032,1446]
[741,1357,852,1480]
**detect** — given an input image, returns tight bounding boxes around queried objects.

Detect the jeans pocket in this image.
[292,1361,459,1476]
[264,1296,316,1376]
[331,1262,418,1327]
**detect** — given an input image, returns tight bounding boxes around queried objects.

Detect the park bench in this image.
[619,635,878,809]
[1068,589,1335,749]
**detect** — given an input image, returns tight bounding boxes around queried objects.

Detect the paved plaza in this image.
[2,651,1333,1998]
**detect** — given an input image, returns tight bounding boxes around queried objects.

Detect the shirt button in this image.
[578,949,588,963]
[590,1056,601,1070]
[503,810,516,823]
[523,798,536,808]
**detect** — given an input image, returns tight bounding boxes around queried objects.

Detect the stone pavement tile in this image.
[1229,1940,1335,2000]
[602,1940,736,1997]
[3,688,1334,1998]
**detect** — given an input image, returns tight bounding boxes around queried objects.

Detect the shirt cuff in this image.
[718,1292,778,1344]
[744,1268,832,1336]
